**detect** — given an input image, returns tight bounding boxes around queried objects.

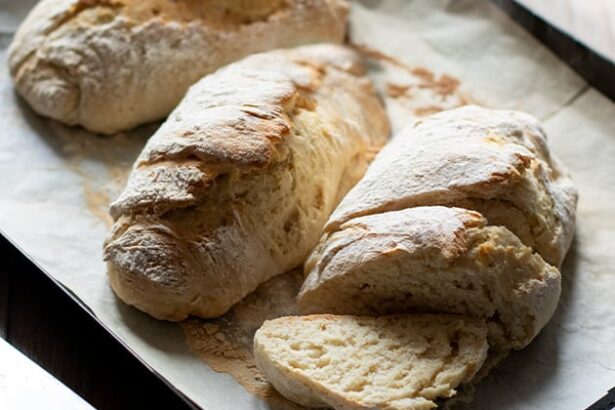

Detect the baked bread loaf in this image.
[103,44,390,320]
[299,106,577,350]
[299,206,561,350]
[254,314,489,410]
[325,106,578,267]
[9,0,349,134]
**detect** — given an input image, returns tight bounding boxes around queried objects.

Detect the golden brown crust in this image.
[51,0,295,31]
[119,0,288,25]
[9,0,350,134]
[326,105,578,266]
[300,206,562,351]
[110,45,377,218]
[103,45,390,321]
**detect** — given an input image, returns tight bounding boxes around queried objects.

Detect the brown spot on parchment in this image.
[353,43,477,122]
[46,120,148,227]
[82,182,113,227]
[351,43,409,68]
[411,67,435,82]
[386,83,411,98]
[428,74,460,98]
[107,165,131,188]
[410,69,460,97]
[354,44,461,97]
[63,160,115,229]
[386,69,464,114]
[181,270,304,409]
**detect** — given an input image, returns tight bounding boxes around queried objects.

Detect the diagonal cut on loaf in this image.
[299,206,560,351]
[325,105,578,267]
[103,44,390,321]
[254,314,489,410]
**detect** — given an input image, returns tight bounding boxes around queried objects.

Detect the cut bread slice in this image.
[254,314,489,410]
[299,206,561,351]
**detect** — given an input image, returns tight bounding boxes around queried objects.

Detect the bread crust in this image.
[103,45,390,320]
[325,105,578,267]
[299,206,561,350]
[9,0,349,134]
[299,107,574,351]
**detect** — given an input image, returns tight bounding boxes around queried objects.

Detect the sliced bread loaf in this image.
[254,314,489,410]
[299,206,561,350]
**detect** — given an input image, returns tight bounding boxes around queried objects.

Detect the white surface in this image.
[0,338,95,410]
[0,1,613,409]
[516,0,615,63]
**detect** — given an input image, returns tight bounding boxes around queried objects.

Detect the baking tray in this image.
[1,1,614,409]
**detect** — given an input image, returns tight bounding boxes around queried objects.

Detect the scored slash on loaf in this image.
[103,44,390,321]
[8,0,349,134]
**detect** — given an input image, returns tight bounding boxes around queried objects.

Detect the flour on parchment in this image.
[182,270,304,409]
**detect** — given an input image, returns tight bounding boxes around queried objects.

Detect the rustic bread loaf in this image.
[299,206,561,350]
[325,106,578,267]
[9,0,349,134]
[103,45,390,320]
[254,314,489,410]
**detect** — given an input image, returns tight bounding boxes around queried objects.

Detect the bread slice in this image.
[325,105,577,267]
[254,314,489,410]
[299,206,561,351]
[9,0,349,134]
[103,45,390,320]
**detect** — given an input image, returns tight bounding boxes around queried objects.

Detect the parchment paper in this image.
[0,1,613,409]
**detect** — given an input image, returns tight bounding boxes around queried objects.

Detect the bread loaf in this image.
[9,0,349,134]
[299,206,561,350]
[299,106,576,350]
[325,106,578,267]
[103,44,390,320]
[254,314,489,410]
